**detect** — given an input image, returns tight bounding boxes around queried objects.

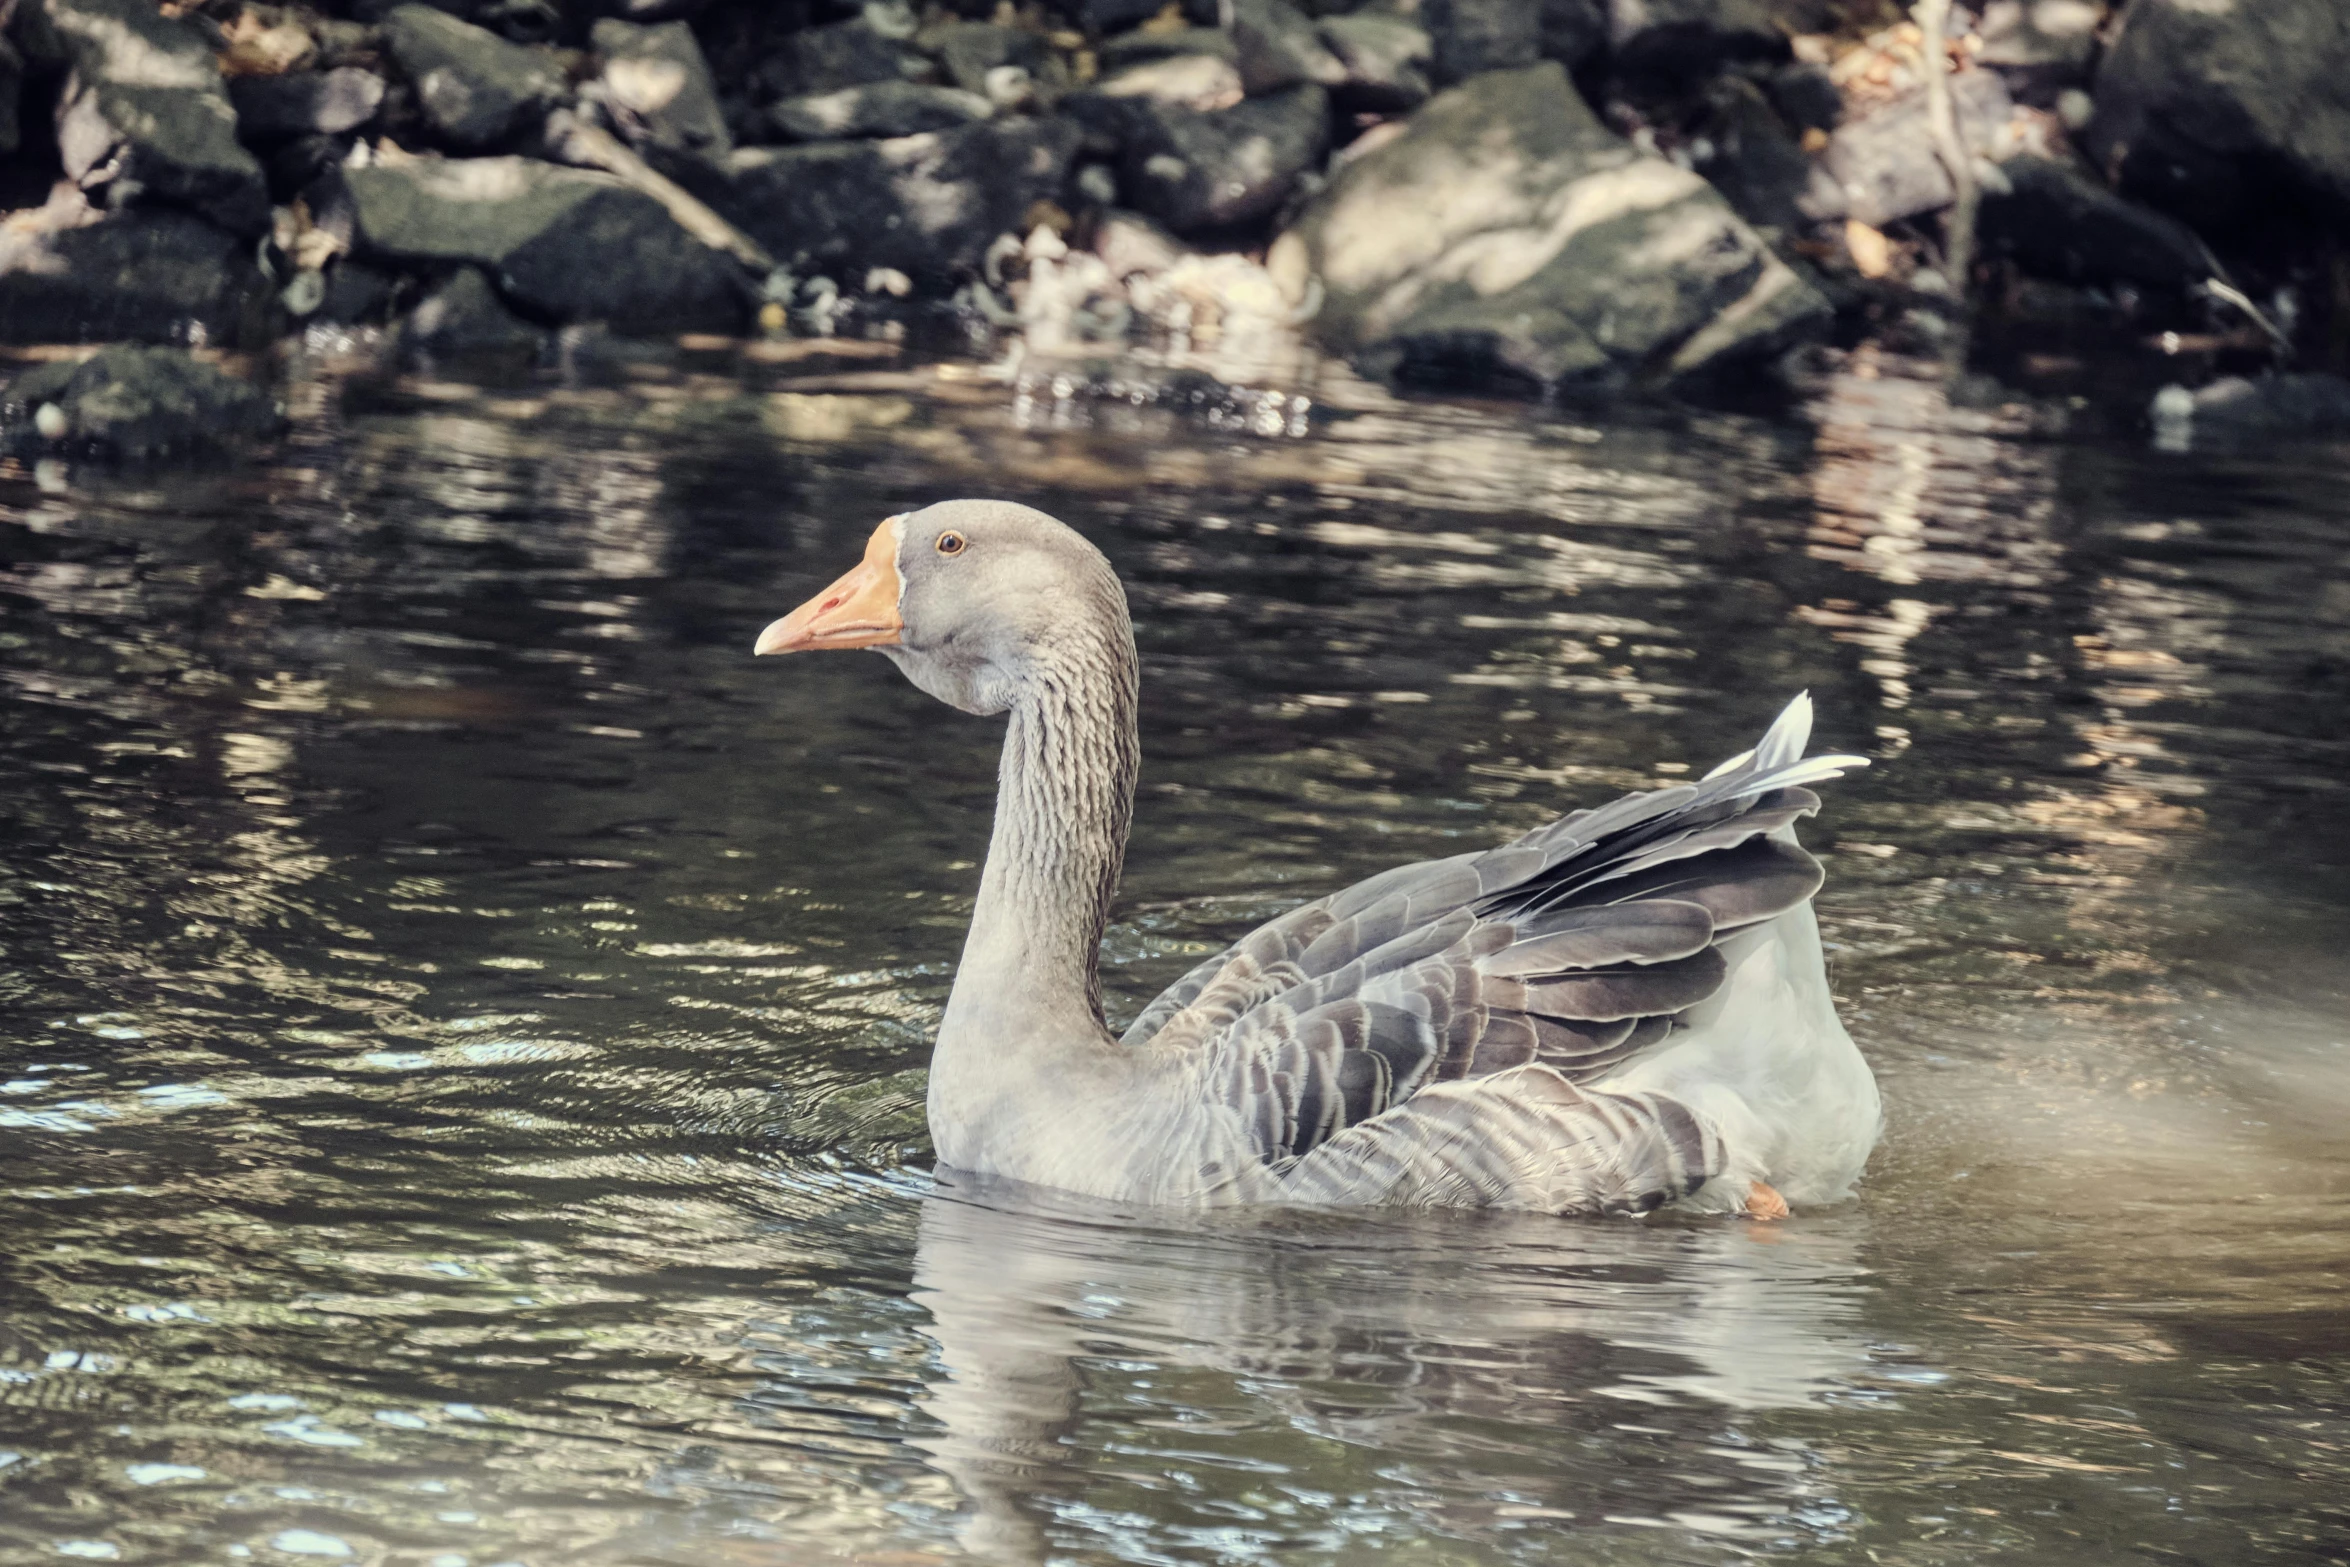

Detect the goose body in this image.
[759,501,1881,1217]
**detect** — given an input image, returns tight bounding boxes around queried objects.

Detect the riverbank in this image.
[2,0,2346,455]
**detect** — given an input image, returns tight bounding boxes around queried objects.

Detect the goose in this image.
[755,500,1882,1218]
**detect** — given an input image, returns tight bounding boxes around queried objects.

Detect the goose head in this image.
[752,499,1130,715]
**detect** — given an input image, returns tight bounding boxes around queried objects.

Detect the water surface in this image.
[2,339,2346,1566]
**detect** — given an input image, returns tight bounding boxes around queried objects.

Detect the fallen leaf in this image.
[1846,219,1893,278]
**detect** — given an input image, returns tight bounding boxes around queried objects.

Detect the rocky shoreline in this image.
[1,0,2346,456]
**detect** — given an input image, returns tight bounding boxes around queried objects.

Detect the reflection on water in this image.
[914,1182,1880,1563]
[0,340,2345,1566]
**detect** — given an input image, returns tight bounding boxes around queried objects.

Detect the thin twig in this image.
[542,110,775,275]
[2203,278,2293,358]
[1916,0,1978,324]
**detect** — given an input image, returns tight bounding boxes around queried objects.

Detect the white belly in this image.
[1595,904,1882,1210]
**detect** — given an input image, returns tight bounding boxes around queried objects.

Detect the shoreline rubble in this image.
[0,0,2344,456]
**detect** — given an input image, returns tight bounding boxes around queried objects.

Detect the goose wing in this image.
[1126,696,1866,1212]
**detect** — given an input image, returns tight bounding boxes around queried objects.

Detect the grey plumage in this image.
[765,500,1883,1217]
[1123,706,1860,1212]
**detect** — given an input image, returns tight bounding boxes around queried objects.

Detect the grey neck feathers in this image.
[959,610,1139,1034]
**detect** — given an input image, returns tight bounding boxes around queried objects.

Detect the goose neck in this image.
[952,635,1139,1039]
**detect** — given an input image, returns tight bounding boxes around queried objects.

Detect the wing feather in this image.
[1275,1066,1725,1216]
[1123,695,1865,1208]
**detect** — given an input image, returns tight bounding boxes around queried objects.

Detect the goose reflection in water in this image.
[908,1178,1880,1562]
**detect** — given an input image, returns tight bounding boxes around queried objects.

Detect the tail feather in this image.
[1704,695,1867,798]
[1751,692,1813,772]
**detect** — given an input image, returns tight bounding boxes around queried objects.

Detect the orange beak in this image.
[754,520,904,655]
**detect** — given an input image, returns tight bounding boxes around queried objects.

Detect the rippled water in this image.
[3,338,2346,1567]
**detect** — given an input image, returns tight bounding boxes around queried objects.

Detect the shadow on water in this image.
[0,338,2346,1565]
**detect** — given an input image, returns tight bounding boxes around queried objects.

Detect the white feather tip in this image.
[1752,692,1814,771]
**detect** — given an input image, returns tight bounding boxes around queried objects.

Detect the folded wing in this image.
[1126,695,1867,1213]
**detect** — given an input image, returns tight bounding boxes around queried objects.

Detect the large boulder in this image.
[724,116,1081,285]
[1,346,280,460]
[2085,0,2350,230]
[1063,84,1330,234]
[0,205,276,345]
[590,18,730,162]
[1976,156,2213,291]
[1271,62,1828,395]
[28,0,270,236]
[381,3,568,150]
[339,156,744,331]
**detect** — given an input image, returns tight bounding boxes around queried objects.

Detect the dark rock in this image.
[1231,0,1347,96]
[592,19,730,160]
[401,265,545,355]
[0,206,275,346]
[1539,0,1608,72]
[341,156,744,332]
[475,0,562,45]
[1319,12,1433,112]
[1075,0,1174,34]
[1273,62,1828,395]
[1977,155,2212,290]
[2085,0,2350,229]
[1976,0,2103,84]
[501,200,745,334]
[589,0,712,22]
[34,0,271,236]
[1064,83,1330,233]
[1607,0,1807,86]
[769,81,995,140]
[929,22,1049,95]
[725,115,1081,285]
[267,135,359,202]
[317,259,401,325]
[1765,60,1839,132]
[1097,28,1236,71]
[382,4,568,150]
[1694,76,1813,232]
[2154,373,2350,443]
[230,68,389,139]
[1810,69,2011,227]
[1,345,280,459]
[755,17,919,101]
[1092,53,1246,113]
[0,35,21,158]
[1424,0,1539,85]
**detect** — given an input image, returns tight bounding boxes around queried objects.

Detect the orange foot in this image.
[1745,1181,1790,1221]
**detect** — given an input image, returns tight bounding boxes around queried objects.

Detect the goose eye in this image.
[935,531,967,556]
